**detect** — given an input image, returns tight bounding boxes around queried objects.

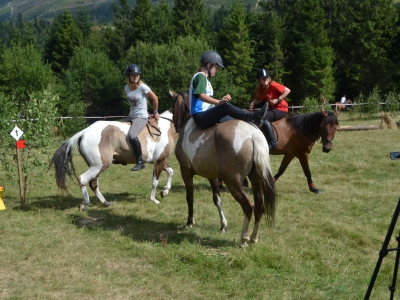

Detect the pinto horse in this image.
[50,110,176,210]
[170,90,276,247]
[266,109,339,193]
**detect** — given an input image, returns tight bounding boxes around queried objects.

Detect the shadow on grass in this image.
[70,209,238,248]
[19,191,238,248]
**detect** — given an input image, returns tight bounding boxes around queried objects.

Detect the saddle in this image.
[122,116,161,141]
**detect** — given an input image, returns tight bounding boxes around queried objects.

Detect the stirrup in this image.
[255,106,269,127]
[269,141,278,150]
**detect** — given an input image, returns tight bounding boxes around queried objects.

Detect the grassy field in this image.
[1,113,400,299]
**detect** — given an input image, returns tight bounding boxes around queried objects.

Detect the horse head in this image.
[169,90,190,133]
[320,109,339,153]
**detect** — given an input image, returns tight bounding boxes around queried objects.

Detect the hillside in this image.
[0,0,260,24]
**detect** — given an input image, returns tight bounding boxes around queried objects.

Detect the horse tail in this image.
[49,128,85,190]
[252,130,276,225]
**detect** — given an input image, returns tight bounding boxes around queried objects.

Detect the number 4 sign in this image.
[10,126,23,141]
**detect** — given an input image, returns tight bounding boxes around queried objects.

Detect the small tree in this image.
[299,97,320,114]
[0,88,58,205]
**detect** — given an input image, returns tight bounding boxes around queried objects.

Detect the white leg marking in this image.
[80,186,90,211]
[215,194,228,231]
[93,185,112,207]
[250,220,261,243]
[161,166,174,198]
[239,215,251,248]
[150,173,160,204]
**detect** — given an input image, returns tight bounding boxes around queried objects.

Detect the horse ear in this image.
[321,106,327,117]
[169,90,177,98]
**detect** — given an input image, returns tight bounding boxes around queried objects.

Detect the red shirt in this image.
[254,81,288,112]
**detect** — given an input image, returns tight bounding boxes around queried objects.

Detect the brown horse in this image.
[266,109,339,193]
[334,100,352,112]
[170,90,276,247]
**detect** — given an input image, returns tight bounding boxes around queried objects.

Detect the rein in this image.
[286,112,334,145]
[146,121,162,140]
[146,115,174,141]
[286,117,320,141]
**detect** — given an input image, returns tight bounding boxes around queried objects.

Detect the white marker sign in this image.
[10,126,24,141]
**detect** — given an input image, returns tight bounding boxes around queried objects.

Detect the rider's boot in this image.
[223,102,268,127]
[262,120,278,150]
[130,137,145,171]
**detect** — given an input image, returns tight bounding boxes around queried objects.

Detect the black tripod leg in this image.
[389,234,400,300]
[365,198,400,300]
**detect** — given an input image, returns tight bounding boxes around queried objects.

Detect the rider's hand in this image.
[249,101,255,111]
[219,94,231,105]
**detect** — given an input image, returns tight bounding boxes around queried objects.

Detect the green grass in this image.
[1,113,400,299]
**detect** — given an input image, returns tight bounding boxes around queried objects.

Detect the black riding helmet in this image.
[125,64,142,76]
[256,68,270,79]
[200,51,225,68]
[200,51,224,77]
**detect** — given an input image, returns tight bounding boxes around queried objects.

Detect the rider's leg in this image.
[262,120,278,150]
[130,137,145,171]
[221,102,268,127]
[192,102,268,129]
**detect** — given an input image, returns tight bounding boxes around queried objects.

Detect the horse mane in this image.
[171,91,191,132]
[285,111,339,137]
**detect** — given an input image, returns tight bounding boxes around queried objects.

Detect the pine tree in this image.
[73,0,92,39]
[112,0,134,53]
[329,0,399,97]
[282,0,335,104]
[172,0,208,38]
[44,11,81,73]
[218,0,254,103]
[152,0,175,44]
[251,4,288,83]
[132,0,155,44]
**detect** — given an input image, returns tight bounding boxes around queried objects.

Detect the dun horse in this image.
[50,110,176,210]
[170,91,276,247]
[266,109,339,193]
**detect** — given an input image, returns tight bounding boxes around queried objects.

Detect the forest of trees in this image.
[0,0,399,127]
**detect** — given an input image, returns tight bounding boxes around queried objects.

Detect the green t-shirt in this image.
[192,73,207,96]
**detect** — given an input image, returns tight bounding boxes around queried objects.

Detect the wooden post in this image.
[16,143,25,207]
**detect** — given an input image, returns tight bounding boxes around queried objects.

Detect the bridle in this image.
[287,113,334,146]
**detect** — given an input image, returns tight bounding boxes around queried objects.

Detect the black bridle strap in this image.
[286,115,333,145]
[286,117,319,141]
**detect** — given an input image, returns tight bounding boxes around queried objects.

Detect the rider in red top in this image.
[249,68,291,149]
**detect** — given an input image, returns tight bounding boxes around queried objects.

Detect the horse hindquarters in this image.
[215,122,275,247]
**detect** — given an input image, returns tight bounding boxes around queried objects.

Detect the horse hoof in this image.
[220,226,228,232]
[79,204,86,211]
[160,190,169,198]
[310,187,322,194]
[239,241,249,248]
[150,199,160,204]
